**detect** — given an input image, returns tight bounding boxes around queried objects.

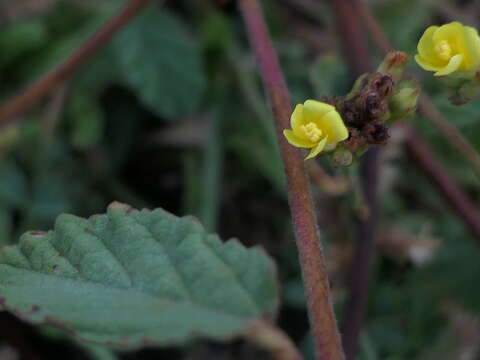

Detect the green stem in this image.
[199,112,223,232]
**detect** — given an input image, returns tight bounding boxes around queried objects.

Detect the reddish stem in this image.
[0,0,151,127]
[239,0,344,359]
[402,122,480,239]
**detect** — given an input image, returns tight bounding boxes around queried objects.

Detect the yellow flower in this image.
[415,22,480,77]
[283,100,348,160]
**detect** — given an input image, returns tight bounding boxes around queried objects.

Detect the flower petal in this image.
[291,104,307,138]
[415,54,443,71]
[303,100,335,123]
[432,22,463,47]
[461,26,480,69]
[316,110,349,143]
[417,25,443,67]
[434,54,463,76]
[283,129,314,148]
[305,137,327,160]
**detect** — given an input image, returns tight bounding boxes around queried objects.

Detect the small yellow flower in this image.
[283,100,348,160]
[415,22,480,77]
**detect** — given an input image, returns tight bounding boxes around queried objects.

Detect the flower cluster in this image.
[283,52,419,164]
[283,21,480,162]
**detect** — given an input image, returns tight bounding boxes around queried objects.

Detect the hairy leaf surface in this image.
[0,203,278,348]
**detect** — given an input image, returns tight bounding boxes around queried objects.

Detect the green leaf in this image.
[0,202,278,349]
[112,11,206,119]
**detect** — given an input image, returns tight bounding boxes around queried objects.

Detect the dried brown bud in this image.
[362,91,388,120]
[344,128,368,150]
[377,51,410,82]
[340,99,364,128]
[370,73,395,98]
[365,121,390,145]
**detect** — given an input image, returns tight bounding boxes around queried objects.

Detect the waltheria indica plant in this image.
[284,51,420,165]
[1,1,480,357]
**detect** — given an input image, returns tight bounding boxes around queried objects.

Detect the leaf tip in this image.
[107,202,134,215]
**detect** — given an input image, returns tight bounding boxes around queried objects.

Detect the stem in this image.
[0,0,151,127]
[238,1,344,359]
[325,1,378,359]
[41,81,69,144]
[325,0,371,78]
[401,121,480,240]
[308,161,350,196]
[354,0,480,175]
[340,149,378,360]
[199,112,223,232]
[245,321,303,360]
[417,95,480,174]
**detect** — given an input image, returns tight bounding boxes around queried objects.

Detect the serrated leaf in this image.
[0,202,278,349]
[112,11,206,119]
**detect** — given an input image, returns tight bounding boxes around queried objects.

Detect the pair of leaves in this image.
[0,203,278,349]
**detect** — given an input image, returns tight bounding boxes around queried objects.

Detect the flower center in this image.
[301,123,323,143]
[435,40,452,61]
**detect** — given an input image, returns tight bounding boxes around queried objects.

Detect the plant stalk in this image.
[0,0,151,127]
[239,0,344,359]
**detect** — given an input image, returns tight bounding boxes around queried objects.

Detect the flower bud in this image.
[389,81,420,121]
[332,146,353,167]
[357,90,389,121]
[377,51,409,82]
[450,73,480,105]
[370,72,395,98]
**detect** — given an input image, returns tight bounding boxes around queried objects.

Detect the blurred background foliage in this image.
[0,0,480,359]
